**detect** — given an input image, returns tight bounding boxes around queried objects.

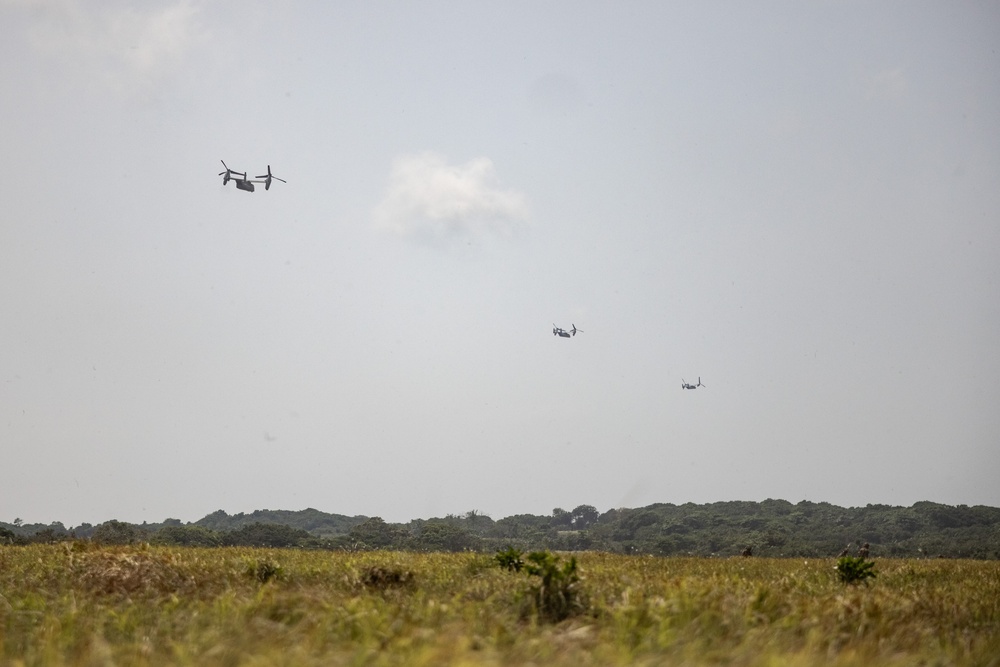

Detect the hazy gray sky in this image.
[3,1,998,527]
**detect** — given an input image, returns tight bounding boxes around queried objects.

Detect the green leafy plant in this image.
[835,555,876,585]
[246,559,283,583]
[359,565,414,591]
[522,550,586,622]
[494,546,525,572]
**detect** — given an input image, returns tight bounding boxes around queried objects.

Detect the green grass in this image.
[1,544,998,665]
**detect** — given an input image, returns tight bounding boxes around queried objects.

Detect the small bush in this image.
[246,559,283,584]
[494,546,525,572]
[466,554,495,575]
[360,565,414,591]
[835,555,876,585]
[74,550,194,597]
[523,550,587,622]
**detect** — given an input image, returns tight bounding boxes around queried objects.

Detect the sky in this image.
[2,1,998,528]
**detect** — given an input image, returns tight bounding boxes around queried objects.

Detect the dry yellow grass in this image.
[1,544,998,666]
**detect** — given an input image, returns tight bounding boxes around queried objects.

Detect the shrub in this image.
[360,565,414,591]
[246,559,283,584]
[494,546,525,572]
[74,549,195,597]
[835,555,876,585]
[523,550,587,622]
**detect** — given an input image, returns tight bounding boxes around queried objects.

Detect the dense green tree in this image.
[347,517,410,550]
[73,523,95,539]
[611,509,659,541]
[222,522,313,548]
[571,505,600,529]
[460,510,496,535]
[92,520,145,545]
[0,526,22,545]
[551,508,573,528]
[152,525,221,547]
[490,514,551,541]
[194,508,366,536]
[414,522,479,552]
[25,527,71,544]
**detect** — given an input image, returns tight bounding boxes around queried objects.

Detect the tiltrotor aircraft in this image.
[218,160,286,192]
[553,324,583,338]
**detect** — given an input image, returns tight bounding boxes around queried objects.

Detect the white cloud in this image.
[19,0,206,93]
[373,152,529,243]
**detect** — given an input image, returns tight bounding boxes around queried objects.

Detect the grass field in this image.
[2,544,998,666]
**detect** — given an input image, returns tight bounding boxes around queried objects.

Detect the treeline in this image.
[3,500,999,559]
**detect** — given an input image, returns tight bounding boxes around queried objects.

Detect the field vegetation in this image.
[2,543,998,665]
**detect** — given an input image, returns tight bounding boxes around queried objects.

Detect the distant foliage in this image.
[193,508,367,537]
[347,517,410,550]
[91,520,145,545]
[222,523,313,548]
[571,504,600,529]
[152,525,221,547]
[413,521,480,552]
[551,508,573,528]
[6,500,1000,558]
[0,526,23,545]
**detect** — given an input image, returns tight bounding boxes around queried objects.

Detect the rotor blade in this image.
[272,177,286,183]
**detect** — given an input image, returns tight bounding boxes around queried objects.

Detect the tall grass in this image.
[1,544,998,665]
